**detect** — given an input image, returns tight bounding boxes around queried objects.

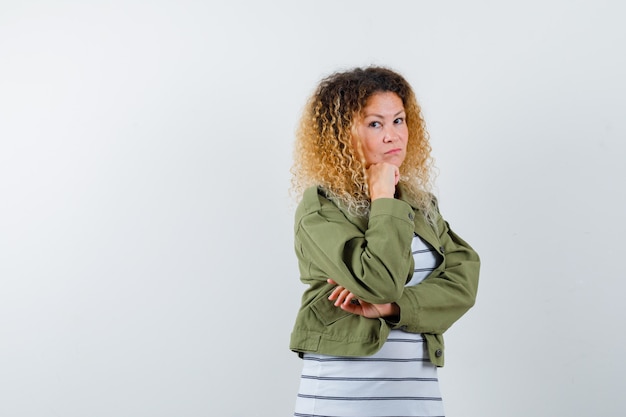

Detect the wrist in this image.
[370,191,395,201]
[379,302,400,318]
[386,303,400,323]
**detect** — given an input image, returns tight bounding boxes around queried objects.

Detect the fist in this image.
[367,162,399,200]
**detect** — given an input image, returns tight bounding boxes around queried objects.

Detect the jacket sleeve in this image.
[390,203,480,334]
[295,189,415,304]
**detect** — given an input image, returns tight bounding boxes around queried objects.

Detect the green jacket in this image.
[289,185,480,366]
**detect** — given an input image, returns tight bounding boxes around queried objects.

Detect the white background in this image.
[1,1,625,416]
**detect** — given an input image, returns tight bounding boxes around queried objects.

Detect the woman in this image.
[290,66,480,417]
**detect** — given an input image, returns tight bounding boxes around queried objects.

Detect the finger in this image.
[335,288,351,306]
[327,278,337,285]
[339,302,359,314]
[328,285,345,301]
[334,288,348,305]
[343,292,357,305]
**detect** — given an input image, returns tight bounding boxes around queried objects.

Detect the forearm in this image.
[297,196,415,304]
[391,276,478,333]
[391,218,480,333]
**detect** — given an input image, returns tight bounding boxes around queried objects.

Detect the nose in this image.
[383,126,398,143]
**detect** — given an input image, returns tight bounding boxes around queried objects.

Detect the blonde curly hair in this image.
[291,66,436,219]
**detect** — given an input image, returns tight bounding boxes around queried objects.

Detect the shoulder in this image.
[295,186,342,223]
[295,186,369,233]
[297,186,333,216]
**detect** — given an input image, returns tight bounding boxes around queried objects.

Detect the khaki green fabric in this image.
[289,186,480,366]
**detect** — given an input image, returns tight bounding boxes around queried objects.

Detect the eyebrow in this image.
[364,109,406,118]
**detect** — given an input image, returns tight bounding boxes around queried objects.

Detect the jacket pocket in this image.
[310,293,352,326]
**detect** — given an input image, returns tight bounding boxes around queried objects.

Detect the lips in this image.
[385,148,403,155]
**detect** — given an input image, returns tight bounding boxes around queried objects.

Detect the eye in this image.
[394,117,405,125]
[368,121,382,128]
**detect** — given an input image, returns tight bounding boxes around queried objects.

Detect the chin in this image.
[391,157,406,167]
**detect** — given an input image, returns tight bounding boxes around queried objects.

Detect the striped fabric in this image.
[294,234,444,417]
[408,232,440,286]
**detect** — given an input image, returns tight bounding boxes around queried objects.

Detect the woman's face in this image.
[352,92,408,168]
